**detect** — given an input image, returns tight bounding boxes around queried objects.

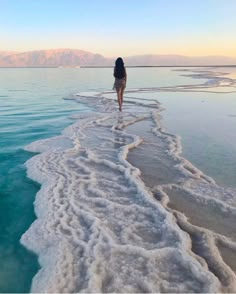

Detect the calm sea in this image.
[0,67,235,292]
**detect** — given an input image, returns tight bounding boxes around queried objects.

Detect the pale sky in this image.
[1,0,236,57]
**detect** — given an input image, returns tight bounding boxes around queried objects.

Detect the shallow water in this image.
[1,67,236,292]
[0,68,91,292]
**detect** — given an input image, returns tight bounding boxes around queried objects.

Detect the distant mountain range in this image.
[0,49,236,67]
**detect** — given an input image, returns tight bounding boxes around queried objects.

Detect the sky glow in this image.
[1,0,236,57]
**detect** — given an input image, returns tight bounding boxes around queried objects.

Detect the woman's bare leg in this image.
[120,87,125,109]
[116,88,122,111]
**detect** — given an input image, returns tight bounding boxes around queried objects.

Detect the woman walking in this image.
[113,57,127,111]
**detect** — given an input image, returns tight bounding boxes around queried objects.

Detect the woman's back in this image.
[114,57,126,79]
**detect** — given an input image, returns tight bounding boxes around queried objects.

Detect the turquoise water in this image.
[0,67,190,292]
[0,67,235,292]
[0,68,94,292]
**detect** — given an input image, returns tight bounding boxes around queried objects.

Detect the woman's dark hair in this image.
[114,57,126,79]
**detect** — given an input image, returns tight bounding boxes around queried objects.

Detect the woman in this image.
[113,57,127,111]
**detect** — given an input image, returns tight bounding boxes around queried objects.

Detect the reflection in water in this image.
[114,113,126,149]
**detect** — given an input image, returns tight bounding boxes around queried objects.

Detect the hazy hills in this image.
[0,49,236,67]
[0,49,108,67]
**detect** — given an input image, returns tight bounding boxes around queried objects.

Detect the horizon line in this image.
[1,65,236,69]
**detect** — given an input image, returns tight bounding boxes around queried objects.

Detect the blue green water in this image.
[0,68,99,292]
[1,67,188,292]
[0,67,235,292]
